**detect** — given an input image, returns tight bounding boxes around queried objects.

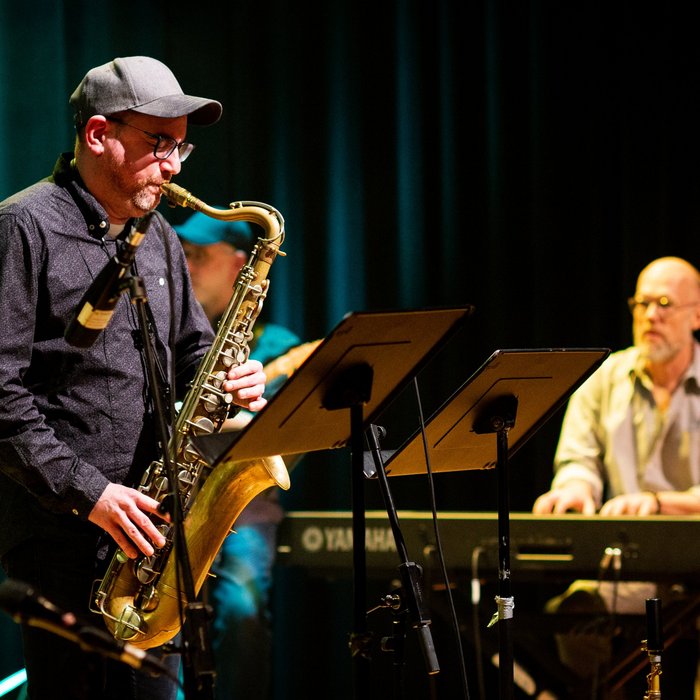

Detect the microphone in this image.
[64,212,154,348]
[645,597,663,653]
[0,578,174,679]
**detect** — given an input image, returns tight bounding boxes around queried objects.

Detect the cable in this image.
[413,376,471,700]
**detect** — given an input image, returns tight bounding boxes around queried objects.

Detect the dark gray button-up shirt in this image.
[0,153,214,556]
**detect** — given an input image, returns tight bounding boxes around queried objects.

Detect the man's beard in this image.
[638,336,677,365]
[105,157,160,215]
[131,184,160,213]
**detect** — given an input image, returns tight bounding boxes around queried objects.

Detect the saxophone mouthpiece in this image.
[160,182,209,215]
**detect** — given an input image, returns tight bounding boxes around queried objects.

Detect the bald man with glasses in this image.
[531,256,700,699]
[535,256,700,517]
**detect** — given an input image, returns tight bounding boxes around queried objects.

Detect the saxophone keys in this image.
[221,340,249,366]
[152,475,169,499]
[134,585,160,614]
[188,415,216,434]
[182,443,200,463]
[210,370,227,388]
[135,556,159,585]
[177,468,196,487]
[221,351,234,368]
[200,387,233,411]
[114,606,146,640]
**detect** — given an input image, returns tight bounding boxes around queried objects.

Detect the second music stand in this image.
[383,347,610,699]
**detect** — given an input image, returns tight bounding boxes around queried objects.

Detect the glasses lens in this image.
[154,136,178,160]
[628,296,679,315]
[153,138,194,162]
[178,143,195,162]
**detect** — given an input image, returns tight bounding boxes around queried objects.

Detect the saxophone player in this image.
[0,56,267,700]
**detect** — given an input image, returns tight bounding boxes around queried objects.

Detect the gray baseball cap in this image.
[70,56,222,127]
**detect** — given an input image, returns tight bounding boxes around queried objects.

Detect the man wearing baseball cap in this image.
[0,57,268,700]
[175,210,319,700]
[176,212,256,324]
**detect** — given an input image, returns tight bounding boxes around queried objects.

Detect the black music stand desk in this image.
[383,347,610,700]
[192,306,474,698]
[193,307,473,463]
[383,348,609,476]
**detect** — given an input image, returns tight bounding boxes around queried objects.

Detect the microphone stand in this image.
[643,598,663,700]
[124,272,215,700]
[365,423,440,691]
[0,579,182,686]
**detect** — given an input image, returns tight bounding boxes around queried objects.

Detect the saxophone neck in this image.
[160,182,285,247]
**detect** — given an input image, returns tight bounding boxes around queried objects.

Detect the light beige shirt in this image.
[552,342,700,507]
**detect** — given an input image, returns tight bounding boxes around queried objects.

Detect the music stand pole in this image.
[322,364,375,698]
[351,402,372,694]
[473,395,517,700]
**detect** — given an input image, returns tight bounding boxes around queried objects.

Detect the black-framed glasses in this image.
[627,295,699,316]
[106,117,195,162]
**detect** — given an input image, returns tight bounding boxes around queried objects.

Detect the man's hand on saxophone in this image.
[87,358,267,559]
[89,484,170,560]
[224,358,268,412]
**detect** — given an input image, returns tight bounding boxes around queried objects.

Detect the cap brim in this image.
[176,211,255,252]
[131,94,222,125]
[176,227,222,245]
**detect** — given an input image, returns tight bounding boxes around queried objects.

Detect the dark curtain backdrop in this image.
[2,1,700,696]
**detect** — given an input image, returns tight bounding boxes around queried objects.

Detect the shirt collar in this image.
[685,342,700,391]
[50,152,111,239]
[629,341,700,393]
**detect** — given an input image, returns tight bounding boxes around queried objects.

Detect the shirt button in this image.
[72,508,79,516]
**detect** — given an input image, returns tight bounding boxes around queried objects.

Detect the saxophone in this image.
[92,182,290,649]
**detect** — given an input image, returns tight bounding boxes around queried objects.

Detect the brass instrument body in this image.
[100,455,289,649]
[93,183,289,649]
[643,643,662,700]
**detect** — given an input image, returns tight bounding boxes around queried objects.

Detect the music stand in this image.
[382,347,610,700]
[192,306,474,698]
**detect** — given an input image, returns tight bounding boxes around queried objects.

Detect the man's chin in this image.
[642,344,673,365]
[133,190,160,214]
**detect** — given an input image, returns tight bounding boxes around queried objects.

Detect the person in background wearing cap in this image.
[0,56,267,700]
[176,211,319,700]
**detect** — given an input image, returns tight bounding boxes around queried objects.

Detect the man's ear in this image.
[689,299,700,332]
[230,249,249,277]
[83,115,109,155]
